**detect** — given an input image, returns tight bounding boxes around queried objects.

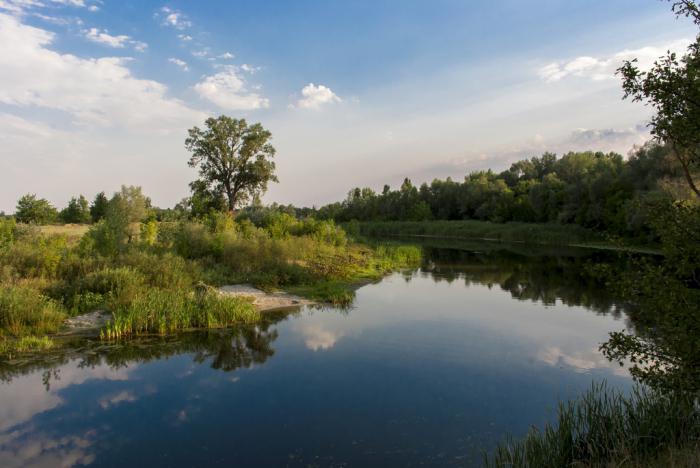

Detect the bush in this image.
[79,267,147,311]
[0,234,67,278]
[0,286,66,337]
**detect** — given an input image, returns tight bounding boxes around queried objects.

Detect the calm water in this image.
[0,244,634,467]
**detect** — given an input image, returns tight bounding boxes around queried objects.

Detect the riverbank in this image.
[350,220,660,254]
[0,216,421,357]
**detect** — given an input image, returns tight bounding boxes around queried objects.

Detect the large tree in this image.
[185,116,278,212]
[619,0,700,197]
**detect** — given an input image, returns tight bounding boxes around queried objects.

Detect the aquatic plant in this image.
[485,382,700,467]
[101,287,259,339]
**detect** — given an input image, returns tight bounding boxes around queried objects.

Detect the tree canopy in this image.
[619,0,700,196]
[185,116,278,212]
[14,194,58,224]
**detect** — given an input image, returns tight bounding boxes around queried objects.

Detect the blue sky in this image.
[0,0,696,211]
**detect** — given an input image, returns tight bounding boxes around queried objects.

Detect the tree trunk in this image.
[672,145,700,198]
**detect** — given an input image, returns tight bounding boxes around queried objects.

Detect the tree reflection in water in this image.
[0,308,298,387]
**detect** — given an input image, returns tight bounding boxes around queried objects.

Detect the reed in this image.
[101,287,259,339]
[485,382,700,467]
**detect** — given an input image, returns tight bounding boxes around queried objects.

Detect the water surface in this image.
[0,245,633,467]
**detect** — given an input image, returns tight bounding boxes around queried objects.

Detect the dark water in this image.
[0,245,634,467]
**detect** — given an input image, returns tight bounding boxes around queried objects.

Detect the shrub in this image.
[1,234,68,278]
[117,250,199,290]
[140,219,158,246]
[79,267,147,310]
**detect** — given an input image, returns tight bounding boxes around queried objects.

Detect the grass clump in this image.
[101,287,259,339]
[0,336,55,356]
[485,383,700,467]
[0,285,67,337]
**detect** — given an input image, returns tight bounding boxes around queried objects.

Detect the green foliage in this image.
[59,195,91,224]
[140,219,158,246]
[316,146,691,239]
[0,286,66,337]
[486,383,700,468]
[102,287,259,339]
[0,233,68,278]
[0,217,16,248]
[619,1,700,197]
[0,335,55,356]
[90,191,109,222]
[186,115,278,211]
[15,194,58,224]
[600,201,700,394]
[83,186,152,256]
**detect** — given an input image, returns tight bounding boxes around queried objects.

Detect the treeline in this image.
[313,143,692,238]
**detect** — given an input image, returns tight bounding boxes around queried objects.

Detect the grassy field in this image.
[39,224,90,242]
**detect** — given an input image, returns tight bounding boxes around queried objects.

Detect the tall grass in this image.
[485,383,700,467]
[101,287,259,339]
[0,286,67,336]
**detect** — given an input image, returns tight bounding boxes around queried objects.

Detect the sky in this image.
[0,0,696,212]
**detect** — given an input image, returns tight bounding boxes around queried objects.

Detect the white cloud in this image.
[294,83,341,109]
[192,49,209,58]
[83,28,148,51]
[84,27,128,47]
[194,65,269,110]
[301,324,343,351]
[240,63,260,74]
[0,0,92,14]
[98,390,137,409]
[168,57,188,71]
[0,13,203,128]
[539,38,692,82]
[218,51,234,59]
[177,33,192,41]
[87,4,97,11]
[158,6,191,30]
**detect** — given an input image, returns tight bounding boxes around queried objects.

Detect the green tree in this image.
[14,194,58,224]
[187,179,228,218]
[90,192,109,222]
[185,116,278,212]
[60,195,91,224]
[619,0,700,196]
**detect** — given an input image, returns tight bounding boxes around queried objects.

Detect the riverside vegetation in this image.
[0,207,420,353]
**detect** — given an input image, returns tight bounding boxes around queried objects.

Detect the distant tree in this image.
[90,192,109,222]
[110,185,150,224]
[86,186,151,256]
[60,195,91,224]
[619,0,700,196]
[15,194,58,224]
[185,115,278,212]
